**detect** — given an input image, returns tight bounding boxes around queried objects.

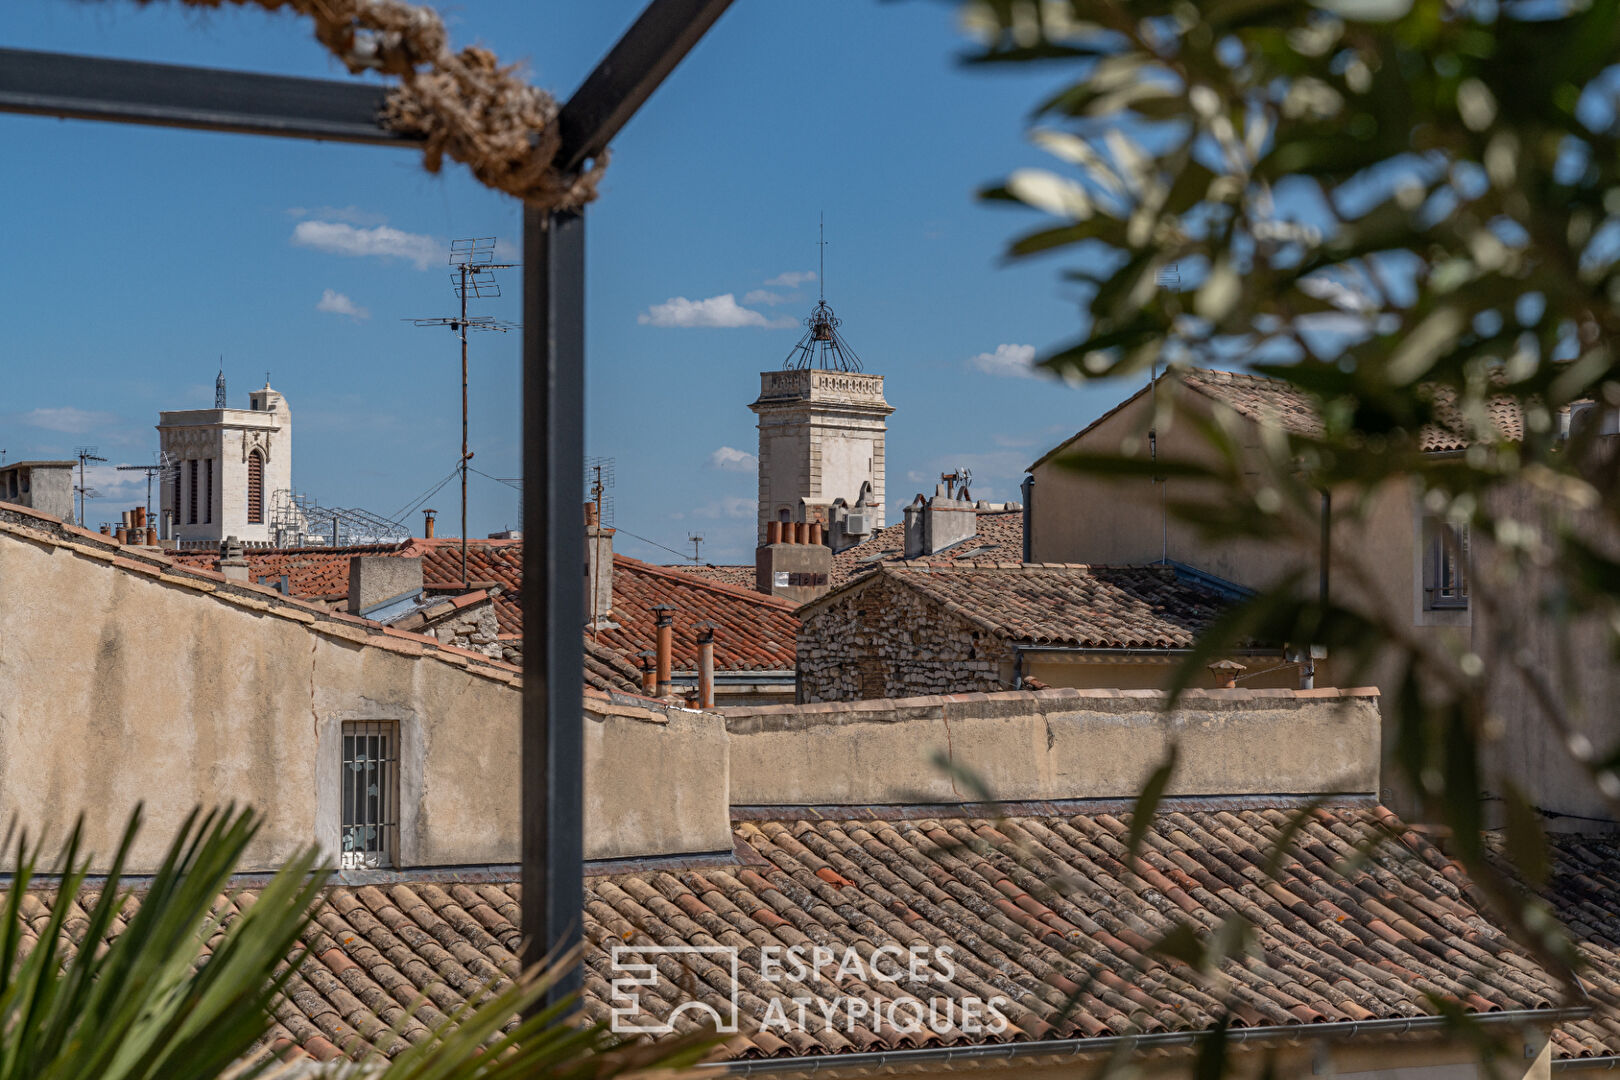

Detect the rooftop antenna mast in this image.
[116,449,179,525]
[73,446,106,527]
[585,457,615,635]
[688,533,704,564]
[818,211,825,302]
[406,236,517,587]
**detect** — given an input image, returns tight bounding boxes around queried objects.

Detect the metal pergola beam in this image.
[0,47,413,145]
[0,0,736,1013]
[523,0,735,1006]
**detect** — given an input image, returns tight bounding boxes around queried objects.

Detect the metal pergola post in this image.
[1,0,734,1014]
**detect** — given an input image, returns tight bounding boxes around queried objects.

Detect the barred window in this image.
[246,451,264,525]
[204,458,214,524]
[340,721,398,869]
[187,459,198,525]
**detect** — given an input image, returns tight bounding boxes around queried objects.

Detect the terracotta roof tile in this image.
[669,564,757,589]
[12,804,1583,1065]
[829,510,1024,588]
[169,540,792,675]
[806,562,1245,649]
[597,556,798,673]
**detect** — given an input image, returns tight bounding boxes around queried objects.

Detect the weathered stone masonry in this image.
[797,575,1011,702]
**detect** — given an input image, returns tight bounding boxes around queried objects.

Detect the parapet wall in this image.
[719,687,1380,807]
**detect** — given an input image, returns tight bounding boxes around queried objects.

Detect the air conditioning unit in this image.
[844,513,869,536]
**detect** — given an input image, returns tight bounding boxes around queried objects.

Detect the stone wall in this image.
[720,687,1382,807]
[797,575,1013,702]
[421,596,504,660]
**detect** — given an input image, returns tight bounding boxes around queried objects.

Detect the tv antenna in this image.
[404,236,518,587]
[688,533,704,564]
[585,456,615,634]
[73,446,106,527]
[116,449,180,525]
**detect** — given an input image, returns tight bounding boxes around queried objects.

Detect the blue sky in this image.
[2,0,1133,564]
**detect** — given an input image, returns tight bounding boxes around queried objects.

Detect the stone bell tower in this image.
[749,297,892,545]
[157,374,293,549]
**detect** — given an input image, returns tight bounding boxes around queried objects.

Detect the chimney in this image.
[754,512,832,603]
[638,650,657,696]
[423,508,437,539]
[348,555,424,617]
[696,621,716,709]
[1209,659,1247,689]
[220,535,251,582]
[652,604,675,698]
[904,478,979,559]
[144,525,157,546]
[114,525,128,545]
[585,502,616,630]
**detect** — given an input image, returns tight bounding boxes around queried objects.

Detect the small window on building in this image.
[341,721,398,869]
[1423,517,1469,610]
[246,451,264,525]
[204,458,214,524]
[187,459,198,525]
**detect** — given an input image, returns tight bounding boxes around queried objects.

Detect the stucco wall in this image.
[1028,385,1463,810]
[0,509,731,871]
[721,687,1380,806]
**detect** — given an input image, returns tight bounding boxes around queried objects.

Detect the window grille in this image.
[1424,519,1469,610]
[341,721,398,869]
[187,459,198,525]
[173,468,181,521]
[204,458,214,524]
[247,451,264,525]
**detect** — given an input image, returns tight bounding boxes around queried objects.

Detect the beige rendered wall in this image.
[720,687,1380,806]
[0,512,731,872]
[1029,386,1468,807]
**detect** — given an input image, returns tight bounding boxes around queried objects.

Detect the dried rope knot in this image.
[126,0,604,210]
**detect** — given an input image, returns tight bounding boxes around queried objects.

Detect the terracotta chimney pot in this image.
[1208,659,1247,690]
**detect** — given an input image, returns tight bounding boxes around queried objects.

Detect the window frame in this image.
[339,720,400,870]
[1423,517,1470,612]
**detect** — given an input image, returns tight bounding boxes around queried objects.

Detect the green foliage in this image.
[959,0,1620,1044]
[0,809,714,1080]
[0,807,326,1080]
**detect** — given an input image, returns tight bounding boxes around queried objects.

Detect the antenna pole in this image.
[461,262,470,587]
[818,213,825,301]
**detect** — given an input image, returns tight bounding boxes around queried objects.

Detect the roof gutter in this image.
[699,1003,1593,1078]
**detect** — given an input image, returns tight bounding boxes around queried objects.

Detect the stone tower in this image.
[157,378,293,549]
[749,299,893,544]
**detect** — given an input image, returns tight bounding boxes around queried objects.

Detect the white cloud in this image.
[286,205,389,227]
[693,496,755,520]
[743,289,789,306]
[765,270,816,288]
[968,343,1041,379]
[707,446,757,472]
[638,294,795,329]
[291,221,439,270]
[316,289,371,320]
[18,407,120,435]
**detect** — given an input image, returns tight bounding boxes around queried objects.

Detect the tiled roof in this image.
[597,556,798,673]
[1520,833,1620,1060]
[584,636,644,695]
[804,562,1241,649]
[19,803,1581,1065]
[829,510,1024,587]
[168,541,793,672]
[1031,367,1525,469]
[670,564,757,589]
[167,543,398,598]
